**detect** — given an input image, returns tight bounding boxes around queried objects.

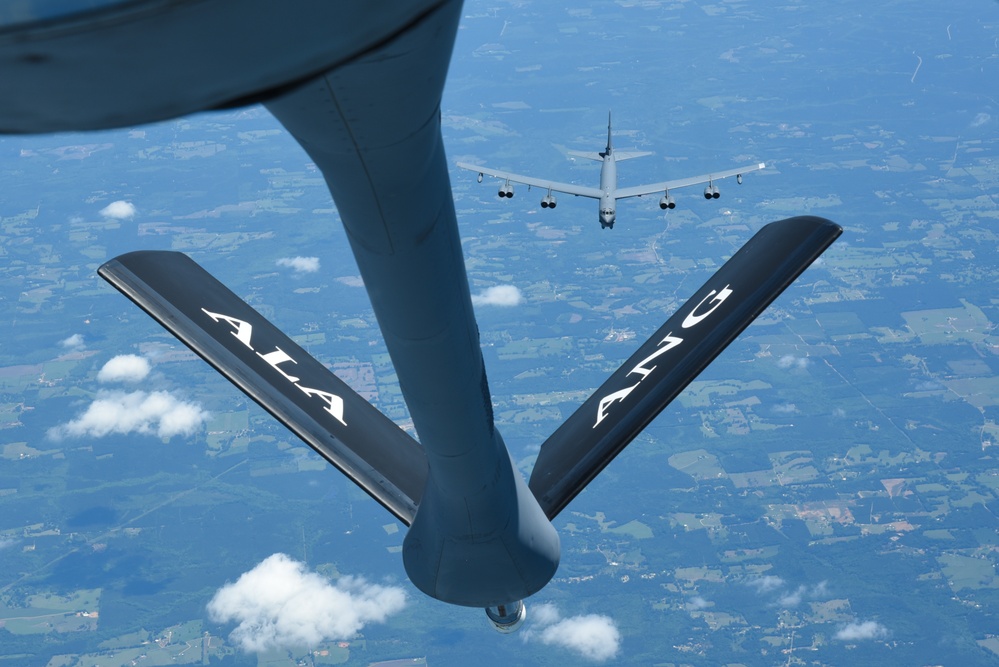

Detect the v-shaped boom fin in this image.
[529,216,842,519]
[99,251,427,525]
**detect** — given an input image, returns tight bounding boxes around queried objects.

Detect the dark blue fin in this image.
[529,216,842,519]
[99,251,427,525]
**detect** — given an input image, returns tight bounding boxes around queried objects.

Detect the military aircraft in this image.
[458,113,765,228]
[0,0,840,633]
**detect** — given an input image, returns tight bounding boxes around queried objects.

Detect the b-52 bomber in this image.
[0,0,839,634]
[458,113,765,229]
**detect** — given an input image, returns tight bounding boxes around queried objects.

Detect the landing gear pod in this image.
[486,600,526,633]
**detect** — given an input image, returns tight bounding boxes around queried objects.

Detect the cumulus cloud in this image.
[773,402,797,414]
[778,585,806,607]
[525,603,621,662]
[97,354,151,383]
[687,596,710,610]
[60,334,85,349]
[49,390,208,440]
[532,602,561,625]
[0,538,16,551]
[99,200,137,219]
[207,553,406,652]
[277,256,320,274]
[471,285,523,307]
[747,575,785,593]
[777,354,809,370]
[835,620,889,641]
[971,112,991,128]
[752,578,829,608]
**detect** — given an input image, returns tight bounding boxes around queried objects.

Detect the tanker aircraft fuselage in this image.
[0,0,840,634]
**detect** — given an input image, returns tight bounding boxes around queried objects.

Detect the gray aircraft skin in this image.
[458,113,765,229]
[1,0,558,626]
[0,0,840,633]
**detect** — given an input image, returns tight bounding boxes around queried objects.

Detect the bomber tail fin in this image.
[612,150,653,161]
[528,216,841,519]
[99,251,427,525]
[566,150,605,162]
[604,110,613,156]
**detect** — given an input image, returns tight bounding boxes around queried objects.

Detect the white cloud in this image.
[752,578,829,607]
[747,575,785,593]
[277,256,320,274]
[0,538,16,550]
[207,553,406,653]
[60,334,85,349]
[687,596,710,610]
[777,354,809,370]
[971,112,991,128]
[773,402,797,414]
[99,200,137,219]
[835,620,889,641]
[778,585,806,607]
[525,603,621,662]
[49,390,208,440]
[471,285,523,307]
[532,602,561,625]
[97,354,151,383]
[336,276,364,288]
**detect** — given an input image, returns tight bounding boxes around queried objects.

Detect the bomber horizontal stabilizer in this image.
[529,216,842,519]
[99,251,427,525]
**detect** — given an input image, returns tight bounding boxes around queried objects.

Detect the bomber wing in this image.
[616,162,766,199]
[456,162,603,199]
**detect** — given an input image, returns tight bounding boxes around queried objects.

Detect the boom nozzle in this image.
[485,600,527,633]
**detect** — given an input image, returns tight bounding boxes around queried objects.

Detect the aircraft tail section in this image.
[603,110,612,156]
[613,150,653,161]
[528,216,842,519]
[98,251,427,525]
[566,150,605,162]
